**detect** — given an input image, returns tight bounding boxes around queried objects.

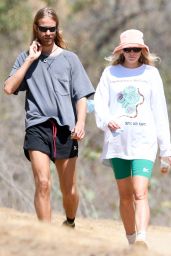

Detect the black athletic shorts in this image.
[23,119,78,162]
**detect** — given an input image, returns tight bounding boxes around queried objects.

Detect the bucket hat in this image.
[113,29,149,54]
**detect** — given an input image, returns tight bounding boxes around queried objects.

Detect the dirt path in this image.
[0,208,170,256]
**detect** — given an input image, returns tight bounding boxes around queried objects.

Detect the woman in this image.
[94,29,171,247]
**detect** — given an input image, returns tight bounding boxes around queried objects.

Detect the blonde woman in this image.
[94,29,171,248]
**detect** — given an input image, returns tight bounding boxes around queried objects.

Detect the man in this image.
[4,7,95,228]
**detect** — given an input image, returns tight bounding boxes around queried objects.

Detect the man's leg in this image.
[29,150,51,222]
[55,157,79,222]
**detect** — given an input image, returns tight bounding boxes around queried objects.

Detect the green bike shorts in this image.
[110,158,154,180]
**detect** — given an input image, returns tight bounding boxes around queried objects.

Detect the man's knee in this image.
[62,185,78,198]
[36,179,51,197]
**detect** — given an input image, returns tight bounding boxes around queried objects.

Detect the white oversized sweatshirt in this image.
[94,64,171,162]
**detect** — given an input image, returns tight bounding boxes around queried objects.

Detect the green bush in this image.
[0,0,31,34]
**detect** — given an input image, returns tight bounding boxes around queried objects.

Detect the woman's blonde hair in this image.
[105,49,160,66]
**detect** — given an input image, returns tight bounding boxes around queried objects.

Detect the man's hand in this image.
[29,40,42,60]
[71,121,85,140]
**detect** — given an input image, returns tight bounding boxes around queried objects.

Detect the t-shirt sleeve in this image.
[69,53,95,100]
[150,67,171,156]
[94,68,113,131]
[9,52,28,94]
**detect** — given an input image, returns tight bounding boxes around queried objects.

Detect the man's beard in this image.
[38,36,55,47]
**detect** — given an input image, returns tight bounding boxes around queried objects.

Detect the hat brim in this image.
[113,43,149,54]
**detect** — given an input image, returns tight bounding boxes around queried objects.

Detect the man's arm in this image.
[71,97,87,140]
[4,41,42,95]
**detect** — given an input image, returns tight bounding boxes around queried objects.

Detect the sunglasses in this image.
[37,26,57,33]
[123,48,142,53]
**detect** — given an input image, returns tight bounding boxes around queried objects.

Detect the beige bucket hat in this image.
[113,29,149,54]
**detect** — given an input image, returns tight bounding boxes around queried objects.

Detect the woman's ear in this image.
[119,53,125,62]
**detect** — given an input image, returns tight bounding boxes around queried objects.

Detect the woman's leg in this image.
[132,176,150,241]
[131,159,153,244]
[116,177,135,236]
[111,158,136,244]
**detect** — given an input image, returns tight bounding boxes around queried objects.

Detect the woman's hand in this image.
[160,156,171,174]
[108,120,120,132]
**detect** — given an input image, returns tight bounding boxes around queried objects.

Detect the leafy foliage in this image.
[42,0,57,7]
[0,0,31,35]
[69,0,95,13]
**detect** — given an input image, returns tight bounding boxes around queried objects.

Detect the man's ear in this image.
[34,24,38,32]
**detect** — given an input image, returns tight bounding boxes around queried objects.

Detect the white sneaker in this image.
[134,240,148,250]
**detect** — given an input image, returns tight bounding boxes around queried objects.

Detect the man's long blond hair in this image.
[32,7,66,48]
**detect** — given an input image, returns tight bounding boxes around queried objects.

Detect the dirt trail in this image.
[0,208,170,256]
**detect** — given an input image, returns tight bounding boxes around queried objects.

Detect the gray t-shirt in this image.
[10,49,95,130]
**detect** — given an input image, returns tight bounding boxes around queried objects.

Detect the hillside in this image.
[0,208,170,256]
[1,0,171,230]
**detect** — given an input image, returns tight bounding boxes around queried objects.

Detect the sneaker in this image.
[134,240,148,250]
[62,220,75,228]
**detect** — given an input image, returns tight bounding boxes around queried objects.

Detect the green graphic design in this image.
[117,86,143,115]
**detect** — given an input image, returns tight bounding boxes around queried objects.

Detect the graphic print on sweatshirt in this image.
[117,86,144,118]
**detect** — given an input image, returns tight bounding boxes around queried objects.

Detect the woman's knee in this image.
[120,193,134,205]
[132,176,149,201]
[133,190,148,201]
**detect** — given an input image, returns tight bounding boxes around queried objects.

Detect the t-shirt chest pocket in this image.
[53,74,70,96]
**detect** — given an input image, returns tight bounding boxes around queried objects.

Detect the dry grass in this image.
[0,208,170,256]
